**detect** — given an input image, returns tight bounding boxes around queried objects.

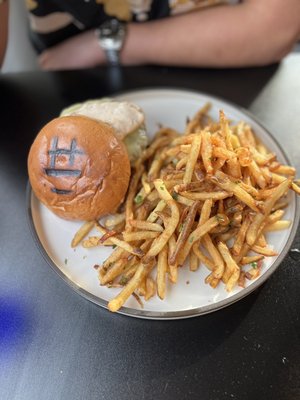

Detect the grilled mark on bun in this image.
[28,115,131,221]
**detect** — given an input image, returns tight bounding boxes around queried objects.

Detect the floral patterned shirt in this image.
[26,0,240,52]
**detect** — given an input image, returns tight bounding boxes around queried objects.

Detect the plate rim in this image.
[26,87,300,320]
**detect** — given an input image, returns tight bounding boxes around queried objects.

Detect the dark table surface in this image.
[1,55,300,400]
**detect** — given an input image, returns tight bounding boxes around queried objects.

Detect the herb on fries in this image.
[71,104,300,312]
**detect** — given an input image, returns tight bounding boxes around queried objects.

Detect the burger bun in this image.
[28,116,131,220]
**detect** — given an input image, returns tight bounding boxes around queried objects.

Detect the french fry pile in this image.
[72,104,300,312]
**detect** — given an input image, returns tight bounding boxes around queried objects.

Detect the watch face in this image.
[98,19,127,51]
[101,19,121,37]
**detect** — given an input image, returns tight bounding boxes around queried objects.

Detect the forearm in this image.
[0,0,9,68]
[122,1,300,67]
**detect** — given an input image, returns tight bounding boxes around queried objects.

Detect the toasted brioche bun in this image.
[28,116,131,220]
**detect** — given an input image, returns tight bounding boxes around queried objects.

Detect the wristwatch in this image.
[95,19,127,66]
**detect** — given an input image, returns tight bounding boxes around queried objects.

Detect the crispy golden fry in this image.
[178,214,227,265]
[143,200,180,263]
[108,261,154,312]
[98,229,118,244]
[183,134,202,184]
[252,245,278,256]
[264,220,291,232]
[256,234,267,247]
[71,220,95,248]
[141,173,152,194]
[257,187,279,200]
[145,277,156,301]
[185,102,211,134]
[256,142,268,155]
[129,219,164,232]
[232,215,251,256]
[100,258,129,285]
[199,198,213,224]
[245,267,261,280]
[250,146,275,166]
[212,171,260,212]
[217,241,240,292]
[221,111,241,178]
[291,181,300,194]
[119,263,139,282]
[173,181,205,193]
[248,160,266,189]
[271,165,296,176]
[82,236,114,248]
[213,146,236,160]
[270,172,286,184]
[153,179,173,201]
[202,235,224,279]
[240,255,264,265]
[147,199,166,223]
[201,130,213,175]
[176,156,188,171]
[105,213,125,228]
[172,133,196,146]
[135,201,153,221]
[168,234,178,283]
[175,194,195,207]
[189,250,199,271]
[217,228,239,242]
[137,278,147,297]
[101,247,128,272]
[81,236,100,248]
[205,272,220,288]
[192,244,215,271]
[180,190,231,201]
[125,165,145,228]
[246,179,291,246]
[169,200,199,265]
[235,180,259,198]
[123,231,160,242]
[236,147,252,167]
[157,246,168,299]
[148,152,165,182]
[96,224,144,257]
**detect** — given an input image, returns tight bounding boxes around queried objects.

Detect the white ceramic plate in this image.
[27,88,299,319]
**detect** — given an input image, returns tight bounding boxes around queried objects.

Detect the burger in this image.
[60,99,148,163]
[28,115,131,221]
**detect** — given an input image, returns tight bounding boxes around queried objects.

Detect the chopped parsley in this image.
[251,262,258,269]
[178,223,184,233]
[172,192,179,201]
[160,186,165,191]
[216,214,223,222]
[119,276,129,286]
[189,236,194,244]
[112,244,117,249]
[134,194,143,204]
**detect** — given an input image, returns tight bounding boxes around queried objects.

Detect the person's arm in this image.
[39,0,300,70]
[122,0,300,67]
[38,29,106,70]
[0,0,9,68]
